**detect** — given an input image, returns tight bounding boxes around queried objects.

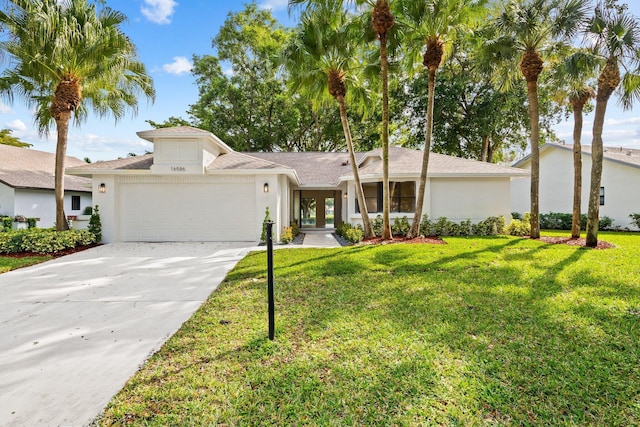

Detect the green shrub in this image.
[419,214,431,237]
[630,213,640,229]
[507,212,531,236]
[1,216,12,232]
[391,216,410,236]
[0,229,95,254]
[599,216,614,230]
[88,205,102,243]
[260,207,271,242]
[26,218,37,229]
[511,212,522,220]
[289,221,300,237]
[474,216,505,236]
[343,226,363,243]
[280,226,294,244]
[83,206,93,215]
[372,215,383,237]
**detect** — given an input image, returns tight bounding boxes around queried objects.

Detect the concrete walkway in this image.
[0,242,254,427]
[301,231,341,247]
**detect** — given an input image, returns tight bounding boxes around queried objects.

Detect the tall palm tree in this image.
[580,0,640,247]
[282,6,376,237]
[483,0,587,239]
[398,0,485,238]
[371,0,395,240]
[568,85,595,238]
[0,0,155,231]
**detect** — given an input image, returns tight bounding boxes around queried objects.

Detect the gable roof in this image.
[513,142,640,169]
[0,144,92,192]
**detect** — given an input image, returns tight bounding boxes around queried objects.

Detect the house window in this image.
[71,195,81,211]
[600,187,605,206]
[356,182,416,213]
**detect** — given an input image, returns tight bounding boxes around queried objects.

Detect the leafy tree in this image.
[483,0,587,239]
[579,0,640,247]
[0,128,31,147]
[0,0,154,231]
[282,6,375,237]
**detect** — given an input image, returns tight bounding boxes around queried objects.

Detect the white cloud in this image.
[6,119,27,131]
[141,0,177,25]
[0,102,11,114]
[605,116,640,126]
[162,56,193,75]
[259,0,288,11]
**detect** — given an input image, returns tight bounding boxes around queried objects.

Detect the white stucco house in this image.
[66,126,529,243]
[511,142,640,230]
[0,144,92,228]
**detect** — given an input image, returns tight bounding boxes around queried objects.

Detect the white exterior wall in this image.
[430,177,512,222]
[12,189,91,228]
[512,147,640,230]
[0,183,15,217]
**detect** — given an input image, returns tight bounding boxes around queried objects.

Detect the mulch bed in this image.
[537,236,615,249]
[1,243,101,259]
[360,236,446,245]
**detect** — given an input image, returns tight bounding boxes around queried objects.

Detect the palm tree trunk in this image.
[54,114,71,231]
[586,99,607,247]
[380,32,392,240]
[337,95,374,238]
[571,104,583,239]
[526,80,541,239]
[408,68,435,238]
[480,134,490,162]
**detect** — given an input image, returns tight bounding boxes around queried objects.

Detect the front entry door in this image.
[298,191,340,229]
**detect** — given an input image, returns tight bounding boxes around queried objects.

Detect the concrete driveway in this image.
[0,242,255,427]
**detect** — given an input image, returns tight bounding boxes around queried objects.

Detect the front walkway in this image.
[302,230,341,248]
[0,242,253,427]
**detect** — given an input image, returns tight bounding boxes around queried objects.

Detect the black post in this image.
[266,221,275,340]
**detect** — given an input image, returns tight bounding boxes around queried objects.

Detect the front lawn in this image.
[100,232,640,426]
[0,255,52,273]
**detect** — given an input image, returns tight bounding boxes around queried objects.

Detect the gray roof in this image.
[514,142,640,169]
[66,145,528,186]
[0,144,92,192]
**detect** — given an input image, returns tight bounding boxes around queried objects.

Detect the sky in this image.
[1,0,640,162]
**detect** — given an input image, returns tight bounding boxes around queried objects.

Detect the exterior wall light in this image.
[99,183,106,193]
[263,182,269,193]
[343,192,348,199]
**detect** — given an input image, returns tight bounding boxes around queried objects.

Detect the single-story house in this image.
[66,126,529,243]
[0,144,92,228]
[511,142,640,230]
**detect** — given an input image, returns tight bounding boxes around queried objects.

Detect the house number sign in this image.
[170,166,186,172]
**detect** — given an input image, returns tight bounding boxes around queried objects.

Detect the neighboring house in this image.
[511,142,640,230]
[66,126,529,243]
[0,144,92,228]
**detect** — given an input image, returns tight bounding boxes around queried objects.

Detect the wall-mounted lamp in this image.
[343,192,348,199]
[99,183,106,194]
[263,182,269,193]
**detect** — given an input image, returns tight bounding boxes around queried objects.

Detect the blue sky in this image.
[1,0,639,161]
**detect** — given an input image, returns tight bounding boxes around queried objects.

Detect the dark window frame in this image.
[356,181,416,213]
[71,195,81,211]
[600,187,605,206]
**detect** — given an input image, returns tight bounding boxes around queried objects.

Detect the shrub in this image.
[1,216,12,232]
[599,216,614,230]
[280,226,294,244]
[391,216,410,236]
[260,207,271,242]
[631,213,640,229]
[336,222,363,243]
[372,215,383,237]
[83,206,93,215]
[0,229,95,254]
[27,218,37,229]
[289,221,300,237]
[419,214,431,237]
[474,216,505,236]
[511,212,522,220]
[88,205,102,243]
[507,212,531,236]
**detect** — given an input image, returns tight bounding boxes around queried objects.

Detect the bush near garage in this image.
[0,229,96,255]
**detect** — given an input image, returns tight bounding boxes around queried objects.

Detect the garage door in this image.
[118,176,257,241]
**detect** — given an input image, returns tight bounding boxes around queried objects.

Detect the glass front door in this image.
[300,197,317,227]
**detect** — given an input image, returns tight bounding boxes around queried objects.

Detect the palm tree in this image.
[398,0,485,238]
[581,0,640,247]
[282,6,376,237]
[568,85,595,238]
[0,0,155,231]
[371,0,395,240]
[483,0,587,239]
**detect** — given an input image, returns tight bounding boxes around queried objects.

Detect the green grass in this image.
[100,232,640,426]
[0,255,51,273]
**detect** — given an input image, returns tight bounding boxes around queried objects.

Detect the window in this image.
[600,187,605,206]
[71,195,80,211]
[356,182,416,213]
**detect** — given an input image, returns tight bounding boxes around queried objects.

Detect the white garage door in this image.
[118,176,257,241]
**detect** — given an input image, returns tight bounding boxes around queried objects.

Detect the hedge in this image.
[0,229,96,255]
